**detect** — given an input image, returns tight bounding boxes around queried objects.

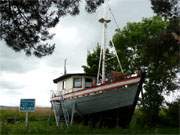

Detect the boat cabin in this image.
[53,73,96,95]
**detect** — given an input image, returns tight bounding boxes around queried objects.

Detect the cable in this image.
[97,45,103,84]
[111,40,124,73]
[106,1,124,73]
[107,2,121,31]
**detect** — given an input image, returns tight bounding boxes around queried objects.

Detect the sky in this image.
[0,0,159,107]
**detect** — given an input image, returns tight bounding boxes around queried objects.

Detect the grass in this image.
[0,107,179,135]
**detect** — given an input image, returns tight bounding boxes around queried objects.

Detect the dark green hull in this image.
[51,80,142,127]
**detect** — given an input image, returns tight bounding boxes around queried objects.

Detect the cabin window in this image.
[73,78,82,88]
[85,78,93,88]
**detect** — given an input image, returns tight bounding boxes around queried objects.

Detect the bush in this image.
[160,98,180,127]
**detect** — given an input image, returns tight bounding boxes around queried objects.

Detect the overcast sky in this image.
[0,0,157,107]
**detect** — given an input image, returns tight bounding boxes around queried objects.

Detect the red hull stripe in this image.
[51,77,140,101]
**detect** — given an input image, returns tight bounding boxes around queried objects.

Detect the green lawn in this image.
[0,108,179,135]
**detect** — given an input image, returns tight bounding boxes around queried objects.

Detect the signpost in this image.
[20,99,35,127]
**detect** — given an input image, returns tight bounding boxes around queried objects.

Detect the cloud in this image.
[0,73,25,96]
[0,40,40,73]
[0,0,155,106]
[42,12,102,72]
[0,80,25,90]
[0,0,154,74]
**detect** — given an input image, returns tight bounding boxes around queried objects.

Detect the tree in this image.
[164,98,180,127]
[112,16,179,126]
[82,45,101,75]
[150,0,180,41]
[160,98,180,127]
[82,44,118,76]
[149,0,179,126]
[150,0,179,19]
[0,0,104,57]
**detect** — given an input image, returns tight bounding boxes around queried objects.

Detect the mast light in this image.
[98,18,111,23]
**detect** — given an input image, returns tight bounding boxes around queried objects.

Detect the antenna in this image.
[64,58,67,75]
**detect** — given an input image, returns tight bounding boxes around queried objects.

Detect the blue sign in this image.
[20,99,35,112]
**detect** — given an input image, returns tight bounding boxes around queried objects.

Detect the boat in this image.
[50,2,145,127]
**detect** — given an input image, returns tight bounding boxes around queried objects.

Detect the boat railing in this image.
[51,89,73,98]
[50,90,56,98]
[50,90,63,98]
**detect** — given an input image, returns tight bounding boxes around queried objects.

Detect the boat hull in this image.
[51,76,143,127]
[64,83,138,114]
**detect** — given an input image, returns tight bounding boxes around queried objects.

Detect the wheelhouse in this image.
[53,73,96,95]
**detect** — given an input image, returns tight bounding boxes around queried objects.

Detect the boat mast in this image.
[99,2,111,83]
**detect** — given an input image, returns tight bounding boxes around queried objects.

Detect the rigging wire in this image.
[110,40,124,73]
[97,44,103,84]
[97,0,125,83]
[107,1,121,31]
[106,1,124,73]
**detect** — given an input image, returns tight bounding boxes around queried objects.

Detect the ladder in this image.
[59,93,70,127]
[51,92,70,127]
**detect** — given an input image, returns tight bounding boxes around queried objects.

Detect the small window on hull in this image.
[73,78,82,88]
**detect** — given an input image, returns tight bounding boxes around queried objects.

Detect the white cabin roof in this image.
[53,73,96,83]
